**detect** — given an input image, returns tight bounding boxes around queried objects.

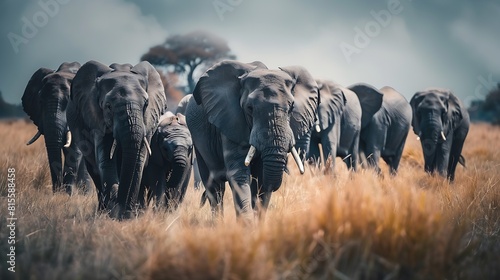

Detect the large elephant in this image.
[140,111,193,209]
[185,61,318,221]
[67,60,167,218]
[22,62,89,194]
[410,88,469,181]
[296,80,363,172]
[350,84,412,175]
[176,94,202,190]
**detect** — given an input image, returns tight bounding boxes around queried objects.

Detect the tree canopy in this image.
[469,83,500,125]
[141,30,236,94]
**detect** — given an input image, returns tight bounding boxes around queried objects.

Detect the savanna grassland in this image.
[0,119,499,280]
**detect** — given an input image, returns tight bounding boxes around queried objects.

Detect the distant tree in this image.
[157,70,185,112]
[469,83,500,125]
[141,30,236,94]
[0,90,26,119]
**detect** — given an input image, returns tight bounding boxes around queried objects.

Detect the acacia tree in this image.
[141,30,236,94]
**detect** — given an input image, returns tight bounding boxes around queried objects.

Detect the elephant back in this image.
[348,83,383,129]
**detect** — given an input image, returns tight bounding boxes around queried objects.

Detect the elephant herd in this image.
[22,60,470,221]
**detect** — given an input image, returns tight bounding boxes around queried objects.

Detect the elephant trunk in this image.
[166,147,191,207]
[115,105,148,217]
[420,113,442,174]
[43,99,66,192]
[261,147,287,194]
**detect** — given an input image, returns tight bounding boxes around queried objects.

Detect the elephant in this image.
[22,62,89,194]
[296,80,363,172]
[185,60,318,222]
[410,88,469,181]
[176,94,202,190]
[349,84,412,175]
[139,111,193,209]
[67,60,167,218]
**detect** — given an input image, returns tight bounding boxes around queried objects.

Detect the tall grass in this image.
[0,119,499,279]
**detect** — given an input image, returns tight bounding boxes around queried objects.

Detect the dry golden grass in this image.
[0,120,499,279]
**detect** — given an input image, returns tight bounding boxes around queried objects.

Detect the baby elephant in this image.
[140,112,193,209]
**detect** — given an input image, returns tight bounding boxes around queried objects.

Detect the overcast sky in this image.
[1,0,499,106]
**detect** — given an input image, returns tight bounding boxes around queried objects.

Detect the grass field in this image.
[0,119,499,279]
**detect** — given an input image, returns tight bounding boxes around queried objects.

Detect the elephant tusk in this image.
[244,145,256,166]
[416,132,422,141]
[441,131,447,141]
[291,147,305,175]
[26,131,42,145]
[144,137,152,156]
[63,131,72,148]
[315,123,321,133]
[110,139,117,159]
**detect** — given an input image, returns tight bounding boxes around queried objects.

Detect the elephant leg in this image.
[193,158,203,190]
[307,136,321,166]
[447,129,468,181]
[361,128,385,174]
[76,160,92,194]
[196,154,225,217]
[321,130,337,173]
[84,160,106,211]
[62,145,83,195]
[95,134,119,212]
[385,136,407,176]
[436,136,452,179]
[349,131,360,172]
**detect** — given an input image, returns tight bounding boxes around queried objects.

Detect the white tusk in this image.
[110,139,117,159]
[26,131,42,145]
[63,131,72,148]
[315,123,321,133]
[441,131,447,141]
[416,132,422,141]
[244,145,256,166]
[291,147,305,175]
[144,137,152,156]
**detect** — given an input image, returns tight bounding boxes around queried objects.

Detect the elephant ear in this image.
[175,94,193,115]
[22,67,54,131]
[193,60,264,144]
[317,80,346,131]
[278,66,319,140]
[348,83,383,129]
[409,91,426,136]
[131,61,168,136]
[441,90,464,132]
[70,60,112,130]
[56,62,81,74]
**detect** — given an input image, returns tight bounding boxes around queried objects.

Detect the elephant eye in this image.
[289,101,295,113]
[105,102,111,111]
[247,104,253,114]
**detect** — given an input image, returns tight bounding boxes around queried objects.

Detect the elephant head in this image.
[410,88,465,175]
[156,111,193,206]
[193,61,318,200]
[22,62,81,192]
[70,60,166,217]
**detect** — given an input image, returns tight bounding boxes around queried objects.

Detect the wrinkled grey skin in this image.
[176,94,202,190]
[67,60,167,219]
[350,84,412,175]
[22,62,89,194]
[140,111,193,209]
[296,80,363,172]
[185,61,318,221]
[410,88,469,181]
